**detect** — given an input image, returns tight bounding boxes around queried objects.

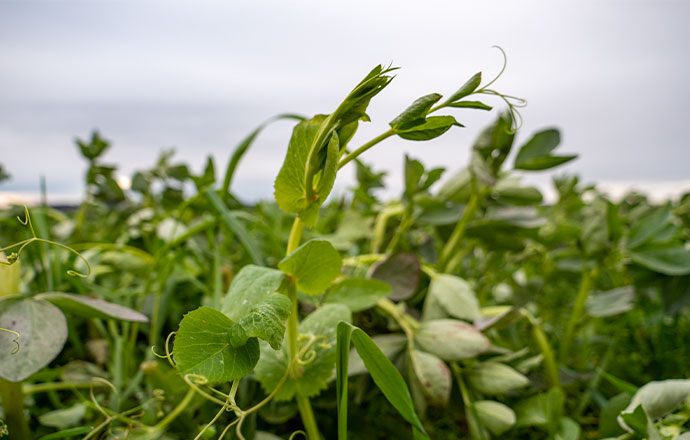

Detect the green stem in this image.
[296,392,320,440]
[437,189,484,273]
[23,381,107,394]
[526,313,560,389]
[337,129,395,170]
[284,216,321,439]
[451,364,487,440]
[0,378,30,440]
[560,267,593,361]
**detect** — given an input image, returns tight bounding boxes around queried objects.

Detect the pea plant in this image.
[2,49,690,440]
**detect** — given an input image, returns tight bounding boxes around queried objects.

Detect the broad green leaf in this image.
[38,404,86,429]
[410,349,451,406]
[0,298,67,382]
[369,253,420,301]
[619,405,652,437]
[414,319,489,361]
[397,116,461,141]
[556,417,581,440]
[255,304,351,400]
[390,93,442,131]
[475,400,516,435]
[623,379,690,420]
[626,206,672,250]
[422,274,480,322]
[228,293,291,350]
[325,278,391,312]
[493,184,543,206]
[347,334,407,376]
[173,307,260,384]
[629,244,690,275]
[514,129,577,171]
[445,72,482,104]
[447,100,492,111]
[473,112,514,172]
[336,321,428,440]
[585,286,634,317]
[515,393,548,427]
[599,393,631,438]
[34,292,148,323]
[221,265,286,320]
[279,239,342,295]
[466,362,529,395]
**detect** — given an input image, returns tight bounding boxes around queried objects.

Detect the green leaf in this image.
[255,304,352,401]
[473,112,514,172]
[475,400,516,436]
[279,239,342,295]
[619,404,651,437]
[599,393,631,438]
[325,278,391,312]
[515,393,548,427]
[336,321,428,440]
[447,100,493,111]
[228,293,291,350]
[221,265,286,321]
[38,404,86,429]
[34,292,148,323]
[466,362,529,395]
[173,307,260,384]
[585,286,634,317]
[622,379,690,420]
[414,319,489,361]
[446,72,482,104]
[410,349,451,406]
[422,274,480,322]
[629,244,690,275]
[0,298,67,382]
[514,129,577,171]
[369,253,420,301]
[556,417,581,440]
[390,93,442,131]
[397,116,461,141]
[627,207,672,250]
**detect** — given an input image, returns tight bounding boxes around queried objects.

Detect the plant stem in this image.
[296,392,320,440]
[0,378,30,440]
[337,129,395,170]
[560,267,593,361]
[451,364,487,440]
[284,216,321,439]
[529,316,561,389]
[437,189,484,273]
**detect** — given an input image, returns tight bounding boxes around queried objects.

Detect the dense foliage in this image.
[1,58,690,440]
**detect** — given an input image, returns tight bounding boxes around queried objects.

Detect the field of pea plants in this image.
[1,60,690,440]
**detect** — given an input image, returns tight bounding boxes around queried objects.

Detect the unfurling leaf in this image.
[279,239,342,295]
[228,293,291,350]
[390,93,442,131]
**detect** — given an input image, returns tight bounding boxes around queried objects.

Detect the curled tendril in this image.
[288,431,307,440]
[0,206,92,278]
[151,331,176,367]
[0,328,20,354]
[473,45,527,133]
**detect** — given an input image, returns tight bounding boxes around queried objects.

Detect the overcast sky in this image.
[1,0,689,202]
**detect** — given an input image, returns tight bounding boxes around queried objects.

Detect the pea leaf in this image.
[585,286,635,317]
[255,304,352,400]
[279,239,342,295]
[626,207,672,250]
[390,93,442,131]
[422,274,480,322]
[369,253,420,301]
[173,307,260,384]
[221,265,286,320]
[447,100,492,111]
[336,321,428,440]
[397,116,462,141]
[414,319,489,361]
[228,293,291,350]
[34,292,148,323]
[445,72,482,104]
[622,379,690,420]
[629,244,690,275]
[514,129,577,171]
[347,334,407,376]
[0,298,68,382]
[325,278,391,312]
